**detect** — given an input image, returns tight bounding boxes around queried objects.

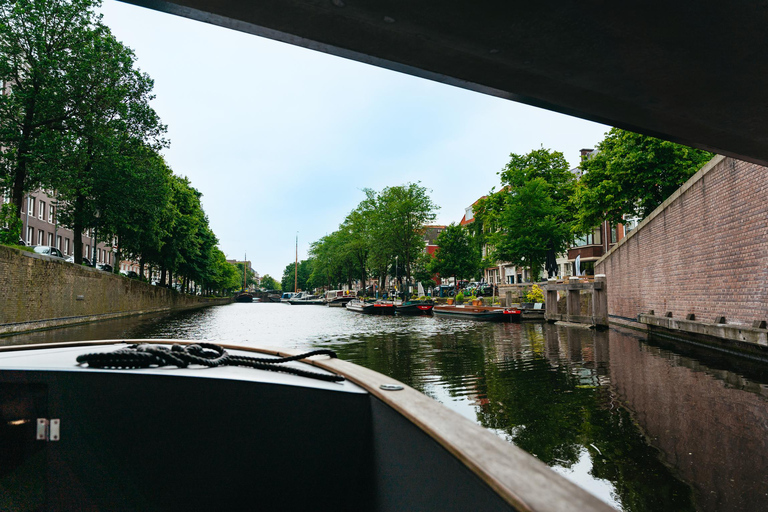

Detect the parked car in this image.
[65,256,93,266]
[436,284,455,297]
[32,246,65,259]
[120,270,140,279]
[475,283,497,297]
[96,264,113,273]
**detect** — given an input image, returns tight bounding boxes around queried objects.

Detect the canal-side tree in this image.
[260,274,280,291]
[308,230,352,290]
[372,183,438,290]
[430,223,481,288]
[106,148,173,274]
[341,197,375,288]
[55,27,166,265]
[234,261,258,290]
[0,0,102,219]
[156,175,207,287]
[281,259,313,292]
[574,128,713,231]
[198,247,239,295]
[476,147,577,281]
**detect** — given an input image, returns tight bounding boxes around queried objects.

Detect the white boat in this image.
[285,291,325,305]
[323,290,355,307]
[0,340,611,511]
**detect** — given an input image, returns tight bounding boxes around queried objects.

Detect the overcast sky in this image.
[99,1,610,280]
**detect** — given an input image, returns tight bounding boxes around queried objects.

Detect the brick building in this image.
[1,190,116,267]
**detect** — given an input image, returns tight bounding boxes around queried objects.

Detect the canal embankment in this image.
[595,155,768,358]
[0,245,231,336]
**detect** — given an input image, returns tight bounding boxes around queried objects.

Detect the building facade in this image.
[1,189,117,267]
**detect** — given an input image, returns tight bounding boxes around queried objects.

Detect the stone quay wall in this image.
[0,245,230,335]
[596,155,768,328]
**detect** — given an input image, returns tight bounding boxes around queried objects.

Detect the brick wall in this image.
[0,245,228,334]
[596,155,768,325]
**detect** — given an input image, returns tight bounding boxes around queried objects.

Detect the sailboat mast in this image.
[294,233,298,292]
[244,253,247,291]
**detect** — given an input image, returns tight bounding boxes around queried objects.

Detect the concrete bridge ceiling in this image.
[121,0,768,166]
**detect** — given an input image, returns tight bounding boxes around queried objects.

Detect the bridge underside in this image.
[121,0,768,166]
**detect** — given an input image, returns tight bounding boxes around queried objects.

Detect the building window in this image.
[65,238,70,255]
[574,227,602,247]
[611,224,618,244]
[49,204,55,224]
[623,216,640,233]
[38,229,44,245]
[38,201,45,220]
[47,232,53,246]
[28,197,35,217]
[26,226,33,245]
[56,235,62,250]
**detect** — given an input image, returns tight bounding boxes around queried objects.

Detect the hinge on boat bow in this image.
[36,418,60,441]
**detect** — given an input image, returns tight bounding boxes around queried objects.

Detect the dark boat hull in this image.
[395,302,434,315]
[234,293,253,303]
[286,299,325,305]
[372,302,396,315]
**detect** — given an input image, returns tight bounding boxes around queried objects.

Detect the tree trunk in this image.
[160,267,167,287]
[72,194,86,265]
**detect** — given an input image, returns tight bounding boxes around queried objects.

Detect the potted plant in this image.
[455,291,465,304]
[523,284,544,309]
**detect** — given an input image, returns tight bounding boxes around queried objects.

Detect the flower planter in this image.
[447,299,454,305]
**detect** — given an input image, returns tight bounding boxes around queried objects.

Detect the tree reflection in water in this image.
[327,323,696,511]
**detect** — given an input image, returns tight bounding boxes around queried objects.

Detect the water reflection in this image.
[4,303,768,511]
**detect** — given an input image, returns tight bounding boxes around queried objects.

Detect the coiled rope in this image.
[76,343,345,383]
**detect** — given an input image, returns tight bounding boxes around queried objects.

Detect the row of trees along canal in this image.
[0,0,244,295]
[285,132,713,293]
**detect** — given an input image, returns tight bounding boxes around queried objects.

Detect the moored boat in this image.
[346,298,376,314]
[395,300,435,315]
[286,291,325,305]
[324,290,355,307]
[372,300,396,315]
[0,340,610,511]
[234,291,254,303]
[433,304,520,321]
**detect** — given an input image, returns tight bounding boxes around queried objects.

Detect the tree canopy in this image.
[476,148,576,280]
[574,128,713,230]
[430,224,481,284]
[260,274,280,291]
[0,0,239,295]
[293,182,438,294]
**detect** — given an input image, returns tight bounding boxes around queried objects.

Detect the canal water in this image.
[4,302,768,511]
